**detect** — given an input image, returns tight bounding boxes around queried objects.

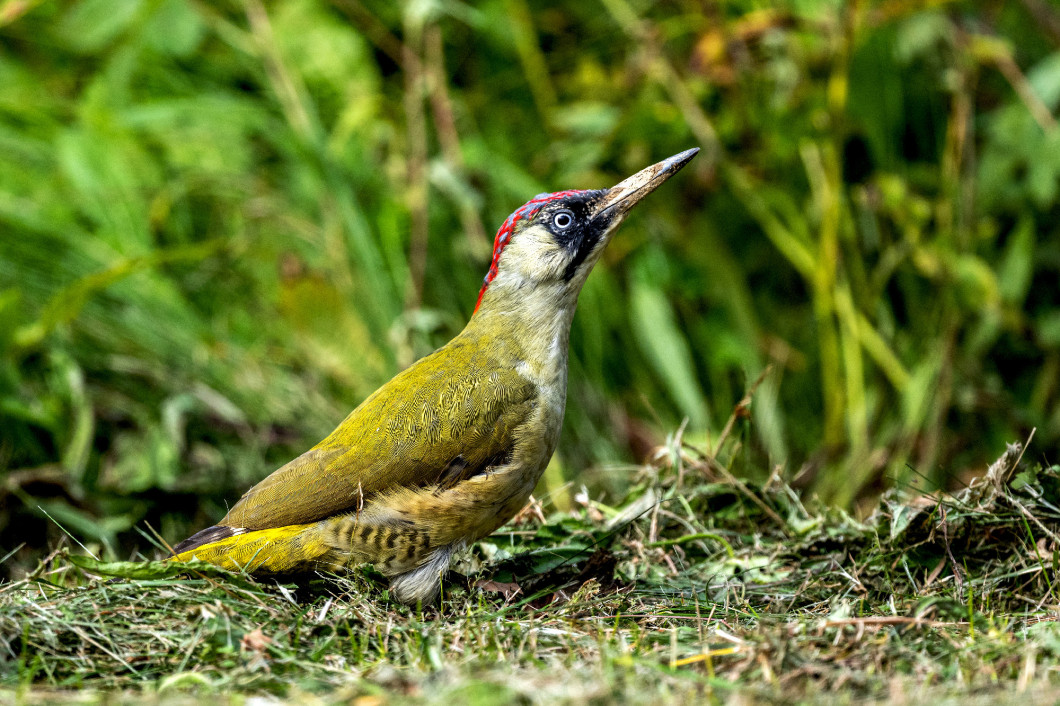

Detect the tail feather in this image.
[172,524,245,555]
[171,523,328,574]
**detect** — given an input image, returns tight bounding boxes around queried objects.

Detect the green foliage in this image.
[1,0,1059,570]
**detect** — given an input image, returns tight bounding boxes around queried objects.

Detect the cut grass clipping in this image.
[3,437,1060,702]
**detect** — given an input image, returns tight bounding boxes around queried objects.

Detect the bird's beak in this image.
[594,148,699,221]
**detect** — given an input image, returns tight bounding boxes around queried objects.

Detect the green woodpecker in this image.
[172,148,698,603]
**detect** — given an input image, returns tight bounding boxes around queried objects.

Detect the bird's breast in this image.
[515,334,570,441]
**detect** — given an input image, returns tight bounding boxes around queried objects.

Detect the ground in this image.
[4,439,1059,704]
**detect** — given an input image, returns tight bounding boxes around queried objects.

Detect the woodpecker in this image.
[172,148,698,603]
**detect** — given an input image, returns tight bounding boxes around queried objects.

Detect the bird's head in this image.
[473,149,699,316]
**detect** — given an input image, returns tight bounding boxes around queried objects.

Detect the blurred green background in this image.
[1,0,1058,571]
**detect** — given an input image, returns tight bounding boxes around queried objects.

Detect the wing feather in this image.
[220,334,535,531]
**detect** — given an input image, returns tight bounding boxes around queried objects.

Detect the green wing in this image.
[220,334,536,531]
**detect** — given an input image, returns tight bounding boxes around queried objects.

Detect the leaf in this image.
[889,503,917,542]
[473,579,521,598]
[1038,311,1060,348]
[142,0,204,57]
[630,279,710,429]
[1010,467,1038,491]
[60,0,142,53]
[239,628,273,655]
[552,102,621,138]
[951,253,999,312]
[68,554,232,579]
[1027,51,1060,111]
[519,545,592,576]
[997,217,1035,306]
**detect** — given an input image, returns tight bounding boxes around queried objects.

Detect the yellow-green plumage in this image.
[221,330,538,531]
[173,524,323,573]
[173,320,560,600]
[172,149,698,603]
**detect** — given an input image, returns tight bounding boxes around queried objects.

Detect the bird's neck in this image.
[466,281,581,388]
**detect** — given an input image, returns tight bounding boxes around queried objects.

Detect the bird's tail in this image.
[170,509,459,603]
[169,522,331,574]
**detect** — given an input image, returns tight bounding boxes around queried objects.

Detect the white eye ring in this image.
[553,210,574,229]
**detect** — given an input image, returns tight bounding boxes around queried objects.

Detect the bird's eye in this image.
[552,210,574,230]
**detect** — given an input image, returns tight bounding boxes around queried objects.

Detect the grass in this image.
[4,435,1059,704]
